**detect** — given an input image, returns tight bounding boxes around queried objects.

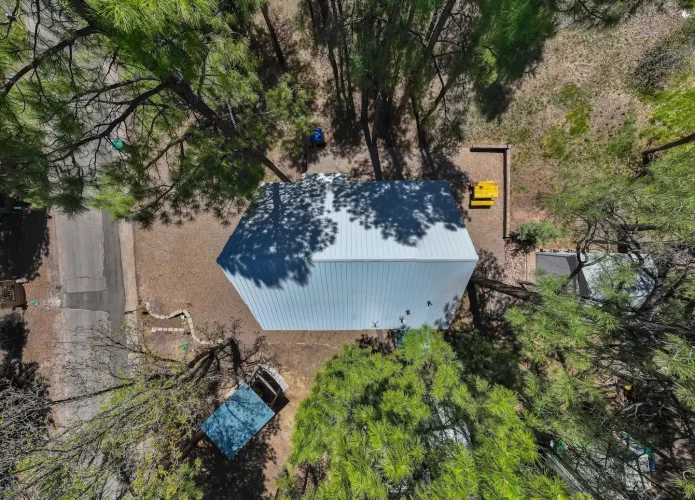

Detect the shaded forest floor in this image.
[262,0,687,232]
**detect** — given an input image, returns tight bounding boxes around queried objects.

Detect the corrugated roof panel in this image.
[218,174,479,330]
[228,260,476,330]
[218,174,478,264]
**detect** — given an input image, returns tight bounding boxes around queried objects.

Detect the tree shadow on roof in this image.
[331,178,465,247]
[217,178,338,288]
[218,175,469,288]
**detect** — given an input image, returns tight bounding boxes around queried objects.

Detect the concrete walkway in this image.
[54,210,128,421]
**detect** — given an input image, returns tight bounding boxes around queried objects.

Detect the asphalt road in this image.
[55,210,127,421]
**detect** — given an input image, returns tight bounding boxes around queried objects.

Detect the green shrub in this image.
[514,220,565,248]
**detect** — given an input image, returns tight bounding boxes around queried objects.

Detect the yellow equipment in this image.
[471,180,499,207]
[473,180,499,200]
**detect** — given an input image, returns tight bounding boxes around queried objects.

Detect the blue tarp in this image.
[202,384,275,459]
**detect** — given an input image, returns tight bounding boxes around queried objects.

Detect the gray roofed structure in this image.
[218,174,478,330]
[536,251,655,307]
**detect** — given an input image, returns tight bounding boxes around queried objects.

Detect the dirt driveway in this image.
[134,143,510,497]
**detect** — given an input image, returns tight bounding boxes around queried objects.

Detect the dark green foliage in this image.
[0,0,308,224]
[513,219,565,248]
[506,269,695,498]
[279,327,585,499]
[515,65,695,495]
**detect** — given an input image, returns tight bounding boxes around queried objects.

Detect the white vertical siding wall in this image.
[224,260,476,330]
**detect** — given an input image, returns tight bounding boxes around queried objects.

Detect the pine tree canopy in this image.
[7,323,268,498]
[278,327,586,499]
[0,0,309,225]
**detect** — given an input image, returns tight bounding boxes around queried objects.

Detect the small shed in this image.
[218,174,478,330]
[197,366,288,460]
[536,252,655,306]
[201,384,275,460]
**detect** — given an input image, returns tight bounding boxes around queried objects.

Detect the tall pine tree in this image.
[278,327,586,499]
[0,0,310,225]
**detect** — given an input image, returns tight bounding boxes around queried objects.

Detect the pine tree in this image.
[278,327,585,499]
[8,322,268,498]
[301,0,647,178]
[472,133,695,497]
[0,0,310,225]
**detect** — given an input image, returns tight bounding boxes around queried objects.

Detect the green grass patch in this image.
[554,83,592,136]
[557,83,581,105]
[542,125,570,160]
[607,113,638,162]
[566,100,591,136]
[643,65,695,143]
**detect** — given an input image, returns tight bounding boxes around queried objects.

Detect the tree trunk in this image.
[370,4,400,143]
[261,3,288,73]
[316,0,330,28]
[422,69,461,122]
[2,24,97,95]
[642,131,695,165]
[471,276,538,302]
[330,0,353,114]
[333,0,355,117]
[411,94,435,171]
[360,84,383,180]
[327,44,345,111]
[247,148,292,182]
[466,281,485,330]
[392,0,455,128]
[306,0,319,46]
[425,0,455,57]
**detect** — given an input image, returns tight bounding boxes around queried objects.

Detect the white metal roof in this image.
[219,173,477,264]
[217,174,478,330]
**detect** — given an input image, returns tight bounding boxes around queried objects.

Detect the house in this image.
[217,174,478,330]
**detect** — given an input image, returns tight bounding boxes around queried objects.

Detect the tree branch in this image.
[2,24,97,95]
[642,131,695,165]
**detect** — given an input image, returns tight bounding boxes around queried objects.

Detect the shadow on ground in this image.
[0,312,29,360]
[194,417,281,500]
[0,212,49,280]
[444,249,526,392]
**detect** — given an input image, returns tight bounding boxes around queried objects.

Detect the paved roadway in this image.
[54,210,127,422]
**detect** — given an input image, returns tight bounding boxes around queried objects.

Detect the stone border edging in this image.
[144,302,221,345]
